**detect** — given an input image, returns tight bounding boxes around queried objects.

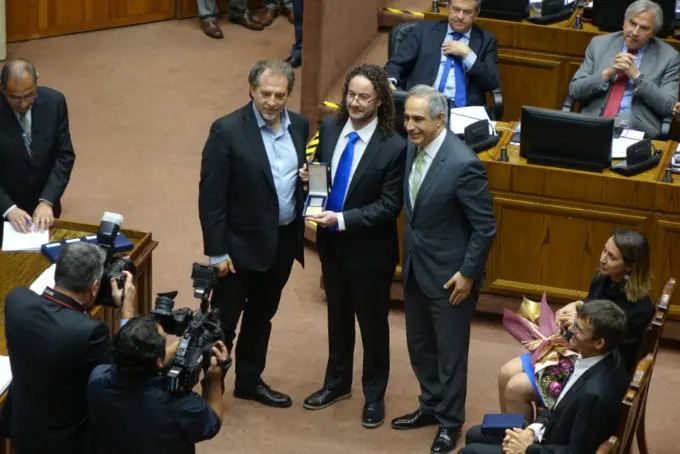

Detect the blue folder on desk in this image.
[41,233,133,263]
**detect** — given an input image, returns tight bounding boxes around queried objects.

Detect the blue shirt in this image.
[619,42,647,114]
[88,364,221,454]
[433,25,478,102]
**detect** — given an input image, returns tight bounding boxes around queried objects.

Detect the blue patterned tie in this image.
[437,32,467,108]
[327,132,360,226]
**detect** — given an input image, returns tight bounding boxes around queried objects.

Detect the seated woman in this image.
[497,229,655,420]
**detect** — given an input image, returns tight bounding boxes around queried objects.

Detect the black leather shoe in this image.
[233,383,292,408]
[391,409,439,430]
[284,55,302,68]
[362,400,385,428]
[303,387,351,410]
[430,427,460,453]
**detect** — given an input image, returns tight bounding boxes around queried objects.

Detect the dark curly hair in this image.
[336,64,396,137]
[113,315,165,383]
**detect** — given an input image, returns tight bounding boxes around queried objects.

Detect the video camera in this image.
[95,212,136,308]
[151,263,229,393]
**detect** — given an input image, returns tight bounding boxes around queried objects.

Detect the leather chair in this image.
[561,95,673,140]
[388,21,504,120]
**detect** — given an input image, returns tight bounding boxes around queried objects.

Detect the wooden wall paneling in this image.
[497,52,561,120]
[486,194,650,300]
[653,216,680,319]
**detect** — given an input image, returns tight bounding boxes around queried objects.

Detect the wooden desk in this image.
[423,7,680,122]
[476,123,680,320]
[0,219,158,354]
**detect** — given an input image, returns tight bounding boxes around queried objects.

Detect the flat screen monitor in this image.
[519,106,614,172]
[393,90,452,137]
[593,0,674,36]
[479,0,529,21]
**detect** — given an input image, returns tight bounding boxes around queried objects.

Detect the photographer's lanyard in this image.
[42,287,86,313]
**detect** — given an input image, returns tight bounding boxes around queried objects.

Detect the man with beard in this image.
[198,59,309,408]
[300,64,406,428]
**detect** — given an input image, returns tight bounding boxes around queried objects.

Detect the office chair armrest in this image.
[562,95,575,112]
[491,88,504,120]
[659,116,672,141]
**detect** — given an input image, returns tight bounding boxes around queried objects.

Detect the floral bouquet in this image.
[502,293,579,408]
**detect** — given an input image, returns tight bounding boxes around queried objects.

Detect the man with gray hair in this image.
[569,0,680,137]
[0,242,136,454]
[199,59,309,408]
[391,85,496,453]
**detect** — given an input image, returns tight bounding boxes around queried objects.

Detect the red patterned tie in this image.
[602,48,637,118]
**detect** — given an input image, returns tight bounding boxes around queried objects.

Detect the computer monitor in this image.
[393,90,453,137]
[593,0,675,36]
[519,106,614,172]
[479,0,529,21]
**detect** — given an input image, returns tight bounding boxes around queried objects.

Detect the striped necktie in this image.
[18,112,32,155]
[410,148,427,205]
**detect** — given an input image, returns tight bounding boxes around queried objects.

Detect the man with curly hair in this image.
[300,64,406,428]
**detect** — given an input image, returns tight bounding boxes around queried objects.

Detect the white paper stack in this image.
[2,221,50,252]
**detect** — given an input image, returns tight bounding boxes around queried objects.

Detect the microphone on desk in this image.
[573,14,583,29]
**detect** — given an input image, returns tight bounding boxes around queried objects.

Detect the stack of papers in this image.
[449,106,495,136]
[2,221,50,252]
[0,356,12,395]
[611,129,645,160]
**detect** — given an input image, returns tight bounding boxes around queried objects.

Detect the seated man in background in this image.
[384,0,500,110]
[88,315,229,454]
[0,58,76,237]
[568,0,680,138]
[460,299,630,454]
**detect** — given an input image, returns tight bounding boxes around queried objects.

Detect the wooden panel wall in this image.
[7,0,174,42]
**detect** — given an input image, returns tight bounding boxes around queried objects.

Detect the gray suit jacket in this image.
[403,132,496,300]
[568,32,680,138]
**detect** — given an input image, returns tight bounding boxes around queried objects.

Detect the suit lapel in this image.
[321,121,344,166]
[412,133,450,215]
[551,355,613,414]
[427,21,450,85]
[405,142,417,215]
[287,119,305,169]
[638,39,658,82]
[0,96,30,164]
[468,26,482,59]
[345,129,384,203]
[243,103,276,194]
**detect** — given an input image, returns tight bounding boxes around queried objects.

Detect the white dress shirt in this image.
[433,25,478,102]
[408,128,447,207]
[331,117,378,231]
[528,352,609,443]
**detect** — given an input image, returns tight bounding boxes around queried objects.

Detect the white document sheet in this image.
[2,221,50,252]
[611,129,645,160]
[449,106,493,135]
[30,263,56,295]
[0,356,12,395]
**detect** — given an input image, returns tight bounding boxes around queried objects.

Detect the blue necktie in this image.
[327,131,360,216]
[437,32,467,108]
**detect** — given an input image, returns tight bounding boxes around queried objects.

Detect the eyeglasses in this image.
[4,93,37,104]
[346,92,377,105]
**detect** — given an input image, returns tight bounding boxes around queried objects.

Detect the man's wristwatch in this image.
[633,72,645,87]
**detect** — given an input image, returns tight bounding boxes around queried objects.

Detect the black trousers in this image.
[320,241,392,403]
[404,266,478,428]
[210,222,297,389]
[289,0,303,60]
[458,425,505,454]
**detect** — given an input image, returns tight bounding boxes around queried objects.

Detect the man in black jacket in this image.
[1,242,136,454]
[198,60,309,408]
[0,59,76,237]
[384,0,500,109]
[300,64,406,428]
[460,299,630,454]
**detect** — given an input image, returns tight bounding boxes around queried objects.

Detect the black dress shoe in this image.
[303,387,351,410]
[391,409,439,430]
[233,383,292,408]
[284,55,302,68]
[362,400,385,428]
[430,427,460,453]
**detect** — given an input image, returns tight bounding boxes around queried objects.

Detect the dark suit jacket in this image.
[199,102,310,271]
[1,287,111,454]
[384,21,500,108]
[527,352,629,454]
[584,274,655,373]
[403,132,496,300]
[315,116,406,273]
[0,86,76,218]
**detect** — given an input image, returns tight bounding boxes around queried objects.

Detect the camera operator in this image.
[0,242,136,454]
[87,315,228,454]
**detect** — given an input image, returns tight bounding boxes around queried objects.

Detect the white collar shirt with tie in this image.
[409,128,447,207]
[13,108,32,154]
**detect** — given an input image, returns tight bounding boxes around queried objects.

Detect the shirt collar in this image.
[421,128,447,159]
[252,102,290,131]
[447,24,471,40]
[622,41,649,56]
[574,352,609,372]
[340,117,378,144]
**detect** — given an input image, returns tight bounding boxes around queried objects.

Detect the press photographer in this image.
[87,315,228,454]
[0,241,136,454]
